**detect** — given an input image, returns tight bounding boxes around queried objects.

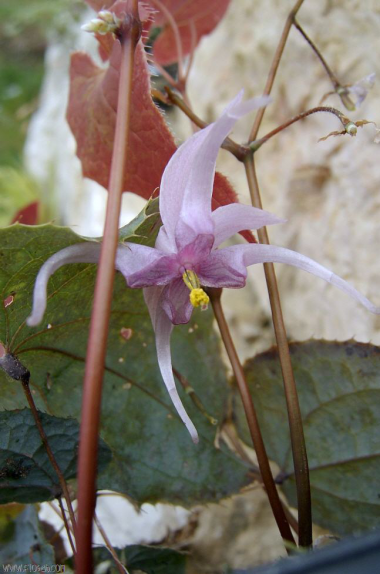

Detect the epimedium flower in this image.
[27,92,380,444]
[337,73,376,111]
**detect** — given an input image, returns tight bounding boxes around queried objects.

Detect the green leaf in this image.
[239,340,380,535]
[0,409,111,504]
[0,203,250,505]
[124,545,187,574]
[0,504,55,568]
[90,545,187,574]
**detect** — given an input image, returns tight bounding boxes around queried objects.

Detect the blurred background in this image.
[1,0,380,571]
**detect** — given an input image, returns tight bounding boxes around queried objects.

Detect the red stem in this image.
[209,289,296,548]
[75,7,141,572]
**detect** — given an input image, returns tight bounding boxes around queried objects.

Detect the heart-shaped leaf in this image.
[238,340,380,535]
[0,409,111,504]
[0,204,251,505]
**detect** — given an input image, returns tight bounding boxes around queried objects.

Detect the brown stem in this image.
[76,7,141,573]
[165,87,247,160]
[293,19,339,88]
[21,381,77,546]
[250,106,348,150]
[244,156,312,547]
[249,0,305,142]
[94,512,128,574]
[209,288,296,548]
[58,496,77,558]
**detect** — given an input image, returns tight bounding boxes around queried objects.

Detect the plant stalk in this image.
[249,0,305,142]
[244,156,312,547]
[22,381,77,552]
[293,19,339,88]
[58,496,77,558]
[75,7,141,572]
[250,106,348,150]
[209,288,296,547]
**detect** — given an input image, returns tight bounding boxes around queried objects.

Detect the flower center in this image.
[182,270,209,310]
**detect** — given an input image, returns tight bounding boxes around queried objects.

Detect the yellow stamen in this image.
[182,270,209,309]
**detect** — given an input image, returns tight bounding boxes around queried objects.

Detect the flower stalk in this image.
[76,5,141,572]
[246,0,314,547]
[249,106,356,151]
[209,288,296,547]
[244,155,312,548]
[248,0,305,142]
[22,380,77,555]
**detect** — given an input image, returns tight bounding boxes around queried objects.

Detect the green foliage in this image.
[0,203,250,505]
[0,167,40,225]
[89,545,188,574]
[239,340,380,535]
[0,52,44,167]
[0,505,55,568]
[0,0,83,39]
[0,409,111,504]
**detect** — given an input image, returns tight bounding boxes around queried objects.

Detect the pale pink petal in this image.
[178,234,214,268]
[144,285,164,330]
[160,278,193,325]
[160,91,271,248]
[210,244,380,314]
[26,242,102,327]
[117,243,179,287]
[178,92,271,242]
[197,248,247,288]
[212,203,285,247]
[347,73,376,107]
[155,226,174,254]
[154,305,199,443]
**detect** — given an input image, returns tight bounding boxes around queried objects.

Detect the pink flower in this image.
[27,92,380,443]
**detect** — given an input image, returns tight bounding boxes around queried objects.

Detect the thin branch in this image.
[21,381,77,547]
[245,0,312,547]
[293,19,339,89]
[94,512,129,574]
[76,6,141,572]
[250,106,349,150]
[244,156,312,548]
[249,0,305,142]
[58,496,77,558]
[165,87,248,160]
[208,288,296,548]
[153,61,177,87]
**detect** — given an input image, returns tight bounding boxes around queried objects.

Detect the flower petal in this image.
[178,233,214,268]
[26,242,102,327]
[160,278,193,325]
[117,243,178,287]
[159,91,271,248]
[153,304,199,443]
[197,248,247,288]
[144,285,164,330]
[347,72,376,108]
[212,203,285,247]
[217,243,380,314]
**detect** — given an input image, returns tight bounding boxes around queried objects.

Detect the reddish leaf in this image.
[11,201,39,225]
[68,27,255,241]
[68,41,177,197]
[152,0,232,65]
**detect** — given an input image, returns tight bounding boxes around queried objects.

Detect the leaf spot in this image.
[3,295,14,308]
[120,327,133,340]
